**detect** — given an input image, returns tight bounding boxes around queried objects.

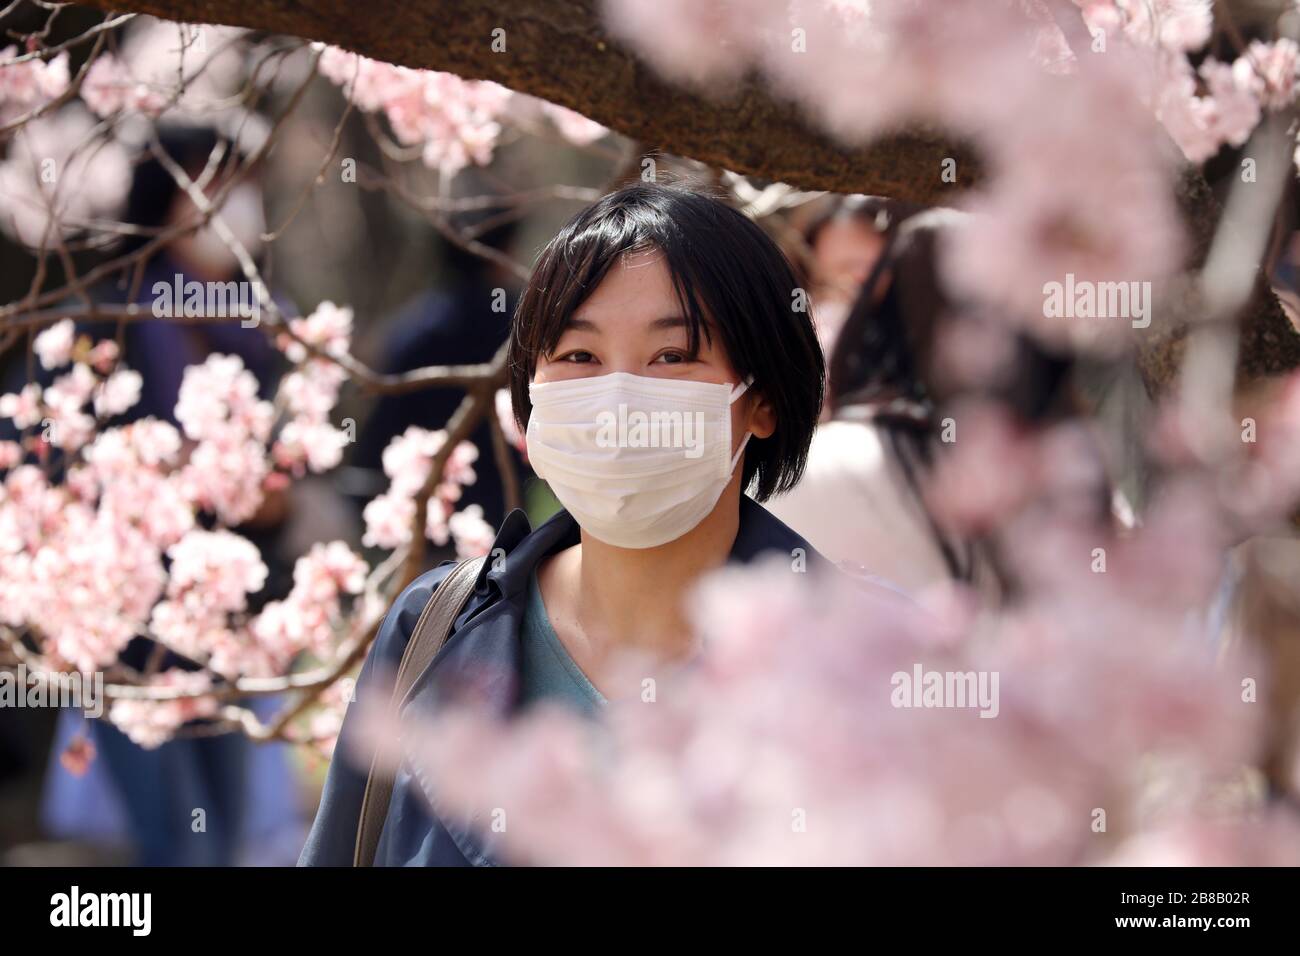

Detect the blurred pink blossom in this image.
[80,52,167,118]
[33,319,74,371]
[367,551,1261,865]
[316,45,511,176]
[0,109,131,246]
[0,47,69,118]
[447,503,496,558]
[538,101,607,145]
[108,670,220,749]
[93,368,143,418]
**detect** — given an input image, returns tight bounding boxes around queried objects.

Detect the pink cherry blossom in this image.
[45,363,96,412]
[1244,38,1300,111]
[251,541,367,666]
[33,319,75,370]
[87,339,119,374]
[367,548,1260,865]
[448,503,496,558]
[361,426,480,548]
[315,46,511,176]
[172,355,273,524]
[149,529,271,677]
[274,418,349,473]
[0,383,42,429]
[0,468,168,672]
[93,368,143,418]
[279,300,353,364]
[361,492,416,550]
[0,109,131,247]
[79,52,167,118]
[495,388,525,456]
[538,101,607,145]
[108,670,220,749]
[175,353,273,445]
[600,0,787,89]
[165,528,267,612]
[0,47,69,116]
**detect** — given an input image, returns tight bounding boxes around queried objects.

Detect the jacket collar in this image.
[475,493,827,600]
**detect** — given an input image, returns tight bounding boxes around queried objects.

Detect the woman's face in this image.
[533,247,775,447]
[812,218,886,304]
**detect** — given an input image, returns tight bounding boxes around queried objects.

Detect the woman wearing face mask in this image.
[301,182,866,867]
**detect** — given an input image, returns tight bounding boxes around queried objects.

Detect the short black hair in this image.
[508,182,824,502]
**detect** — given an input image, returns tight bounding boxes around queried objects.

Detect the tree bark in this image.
[73,0,1299,388]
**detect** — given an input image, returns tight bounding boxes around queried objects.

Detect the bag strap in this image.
[353,556,487,867]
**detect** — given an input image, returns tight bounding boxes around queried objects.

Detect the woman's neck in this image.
[539,478,743,683]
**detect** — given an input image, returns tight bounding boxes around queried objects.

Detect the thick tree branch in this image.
[74,0,980,202]
[70,0,1300,389]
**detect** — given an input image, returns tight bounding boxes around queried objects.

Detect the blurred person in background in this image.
[35,125,309,866]
[349,199,528,551]
[768,208,1100,600]
[794,195,918,363]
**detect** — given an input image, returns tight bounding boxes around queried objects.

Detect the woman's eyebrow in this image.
[561,316,600,333]
[648,316,689,331]
[562,315,688,332]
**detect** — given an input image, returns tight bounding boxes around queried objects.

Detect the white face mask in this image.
[526,371,754,549]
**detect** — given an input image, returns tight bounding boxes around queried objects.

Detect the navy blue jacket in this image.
[299,497,833,866]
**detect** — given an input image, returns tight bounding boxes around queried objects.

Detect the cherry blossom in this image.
[1244,38,1300,111]
[251,540,367,666]
[0,108,132,246]
[0,383,43,429]
[315,45,511,176]
[279,300,353,364]
[0,46,69,118]
[495,388,526,457]
[80,52,168,118]
[447,503,496,558]
[366,549,1261,865]
[93,368,144,418]
[107,670,221,749]
[537,101,608,146]
[33,318,74,370]
[270,302,353,475]
[362,426,479,549]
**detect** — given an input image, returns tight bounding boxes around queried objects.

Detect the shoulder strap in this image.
[353,556,487,867]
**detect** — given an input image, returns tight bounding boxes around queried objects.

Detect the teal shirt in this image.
[518,570,606,716]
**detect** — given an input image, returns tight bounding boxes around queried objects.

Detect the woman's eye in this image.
[655,351,688,365]
[561,350,595,364]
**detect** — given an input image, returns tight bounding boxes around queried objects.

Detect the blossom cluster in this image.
[361,424,490,556]
[0,310,382,743]
[314,44,606,176]
[0,45,69,120]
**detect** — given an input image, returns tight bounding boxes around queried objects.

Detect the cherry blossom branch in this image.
[400,350,506,586]
[0,25,109,135]
[0,10,133,65]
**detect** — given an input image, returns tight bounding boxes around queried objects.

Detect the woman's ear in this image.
[747,391,777,440]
